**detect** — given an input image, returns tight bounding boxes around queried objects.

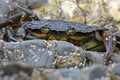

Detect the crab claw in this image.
[105,36,114,59]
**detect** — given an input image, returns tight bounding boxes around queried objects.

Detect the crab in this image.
[17,20,107,47]
[3,20,110,52]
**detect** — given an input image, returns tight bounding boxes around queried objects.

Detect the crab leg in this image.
[104,29,117,59]
[105,36,114,59]
[0,7,37,29]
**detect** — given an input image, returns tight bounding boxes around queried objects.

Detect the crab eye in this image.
[66,27,76,35]
[41,25,49,33]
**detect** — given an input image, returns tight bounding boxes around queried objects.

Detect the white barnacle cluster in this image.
[30,44,38,53]
[52,49,83,68]
[10,42,25,60]
[44,41,52,48]
[41,48,45,52]
[67,52,82,68]
[29,49,34,54]
[43,40,54,56]
[63,51,67,56]
[52,54,68,68]
[33,55,40,62]
[53,40,58,51]
[38,48,42,52]
[72,52,81,63]
[16,53,25,60]
[43,40,48,47]
[48,50,53,56]
[34,56,41,62]
[13,43,17,54]
[30,44,37,50]
[29,44,42,62]
[2,42,9,61]
[37,48,45,52]
[29,48,38,60]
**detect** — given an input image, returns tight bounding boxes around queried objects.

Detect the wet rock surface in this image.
[0,0,120,80]
[0,63,120,80]
[0,39,119,80]
[0,40,86,68]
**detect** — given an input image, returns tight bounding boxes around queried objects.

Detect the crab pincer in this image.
[104,29,117,59]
